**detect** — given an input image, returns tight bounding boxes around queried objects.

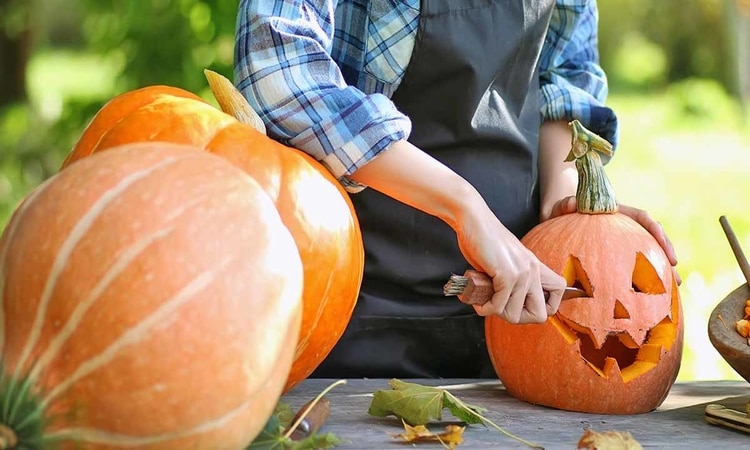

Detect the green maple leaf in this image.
[368,380,445,425]
[367,379,543,449]
[246,411,342,450]
[368,379,484,426]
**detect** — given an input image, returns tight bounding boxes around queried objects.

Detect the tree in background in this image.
[0,0,744,227]
[0,0,32,107]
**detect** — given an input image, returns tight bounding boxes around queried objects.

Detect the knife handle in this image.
[445,270,558,306]
[454,270,495,305]
[290,396,330,439]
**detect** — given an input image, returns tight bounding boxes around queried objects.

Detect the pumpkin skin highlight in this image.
[486,211,684,414]
[0,143,303,449]
[62,85,365,391]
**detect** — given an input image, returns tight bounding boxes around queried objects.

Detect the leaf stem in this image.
[281,379,347,441]
[445,392,544,449]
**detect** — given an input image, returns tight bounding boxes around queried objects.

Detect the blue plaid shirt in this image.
[235,0,617,188]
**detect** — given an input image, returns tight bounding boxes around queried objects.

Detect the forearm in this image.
[538,120,578,221]
[348,140,483,230]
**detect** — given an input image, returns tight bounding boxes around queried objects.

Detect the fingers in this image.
[473,263,553,324]
[540,265,566,315]
[619,205,678,266]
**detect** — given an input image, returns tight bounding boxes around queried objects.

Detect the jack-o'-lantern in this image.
[486,120,683,414]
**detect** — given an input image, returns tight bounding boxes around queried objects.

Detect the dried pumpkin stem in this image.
[565,120,618,214]
[203,69,267,136]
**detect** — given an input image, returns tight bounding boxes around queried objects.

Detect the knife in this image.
[289,397,330,441]
[443,269,587,306]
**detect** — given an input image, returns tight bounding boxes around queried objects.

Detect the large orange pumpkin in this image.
[0,143,303,449]
[61,81,364,391]
[486,121,683,414]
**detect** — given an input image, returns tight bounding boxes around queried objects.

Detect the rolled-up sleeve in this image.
[539,0,619,149]
[234,0,411,184]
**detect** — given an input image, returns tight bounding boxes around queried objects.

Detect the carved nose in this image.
[613,299,630,319]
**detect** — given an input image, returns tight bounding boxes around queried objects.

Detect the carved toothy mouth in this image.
[550,314,679,382]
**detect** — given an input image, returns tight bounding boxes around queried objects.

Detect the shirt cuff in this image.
[541,83,619,153]
[288,93,411,193]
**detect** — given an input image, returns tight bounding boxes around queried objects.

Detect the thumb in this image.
[549,196,577,220]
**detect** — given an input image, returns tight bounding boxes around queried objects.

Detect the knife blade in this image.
[443,269,587,306]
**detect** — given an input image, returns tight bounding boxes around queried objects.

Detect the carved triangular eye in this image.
[632,252,666,294]
[563,255,592,294]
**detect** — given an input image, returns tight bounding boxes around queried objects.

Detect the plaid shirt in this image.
[235,0,617,188]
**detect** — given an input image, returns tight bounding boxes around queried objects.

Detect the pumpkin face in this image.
[486,203,683,415]
[486,120,683,415]
[62,86,364,391]
[0,143,303,448]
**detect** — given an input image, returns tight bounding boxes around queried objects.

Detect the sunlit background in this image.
[1,0,749,381]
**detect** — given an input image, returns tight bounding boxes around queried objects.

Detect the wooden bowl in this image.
[708,283,750,383]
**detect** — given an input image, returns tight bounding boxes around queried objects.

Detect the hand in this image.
[547,196,681,285]
[348,139,566,323]
[454,199,567,323]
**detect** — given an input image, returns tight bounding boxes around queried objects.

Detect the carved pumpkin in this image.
[61,79,364,392]
[0,143,302,448]
[486,121,683,414]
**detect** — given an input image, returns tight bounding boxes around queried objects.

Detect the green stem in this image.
[565,120,618,214]
[445,392,544,449]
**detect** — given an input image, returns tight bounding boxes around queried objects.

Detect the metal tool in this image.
[443,269,587,305]
[289,397,330,441]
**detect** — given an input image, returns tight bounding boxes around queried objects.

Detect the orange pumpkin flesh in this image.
[62,86,364,391]
[485,121,683,414]
[1,143,303,448]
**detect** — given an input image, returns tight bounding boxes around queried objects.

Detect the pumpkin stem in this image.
[204,69,267,136]
[0,372,48,450]
[565,120,618,214]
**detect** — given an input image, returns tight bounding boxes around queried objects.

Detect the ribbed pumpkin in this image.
[61,80,364,391]
[486,121,683,414]
[0,143,303,449]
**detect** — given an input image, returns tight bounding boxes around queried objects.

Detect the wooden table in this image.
[281,378,750,449]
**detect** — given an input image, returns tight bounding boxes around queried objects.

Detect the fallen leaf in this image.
[368,379,543,449]
[577,429,643,450]
[368,379,484,426]
[247,381,346,450]
[393,420,465,449]
[246,412,342,450]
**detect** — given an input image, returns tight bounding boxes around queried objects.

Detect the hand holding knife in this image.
[443,269,587,305]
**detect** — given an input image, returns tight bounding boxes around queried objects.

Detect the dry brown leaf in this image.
[392,420,465,449]
[577,429,643,450]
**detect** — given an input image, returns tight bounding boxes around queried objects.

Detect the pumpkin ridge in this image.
[38,253,236,411]
[0,174,60,366]
[28,153,250,391]
[45,395,251,446]
[294,274,335,358]
[26,226,176,386]
[11,155,187,384]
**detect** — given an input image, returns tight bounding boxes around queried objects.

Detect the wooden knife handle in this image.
[456,270,495,305]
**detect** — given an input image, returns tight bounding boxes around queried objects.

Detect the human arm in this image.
[538,1,678,271]
[349,140,566,322]
[234,0,565,322]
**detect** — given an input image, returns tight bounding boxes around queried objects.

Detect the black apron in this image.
[313,0,556,378]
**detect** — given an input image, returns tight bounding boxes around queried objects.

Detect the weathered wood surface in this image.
[281,379,750,449]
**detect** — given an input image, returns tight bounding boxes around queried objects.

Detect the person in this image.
[234,0,679,378]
